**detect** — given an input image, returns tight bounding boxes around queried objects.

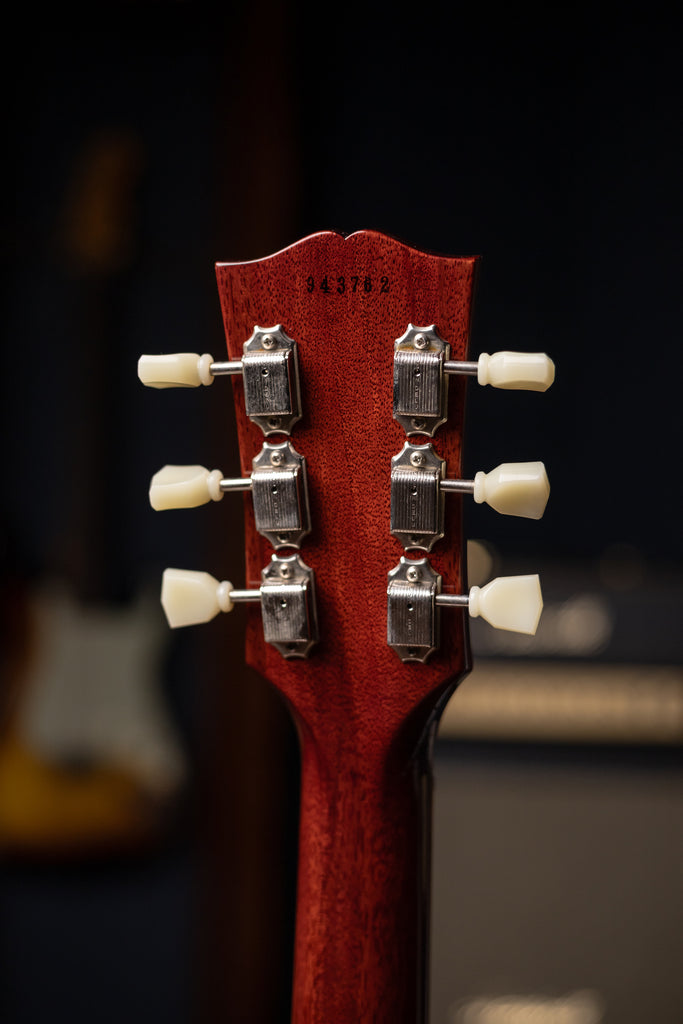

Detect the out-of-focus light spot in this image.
[467,539,497,587]
[441,663,683,744]
[555,595,613,654]
[472,593,614,657]
[454,989,604,1024]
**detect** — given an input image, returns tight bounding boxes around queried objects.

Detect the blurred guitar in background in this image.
[0,131,185,856]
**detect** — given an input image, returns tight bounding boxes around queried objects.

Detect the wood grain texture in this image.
[215,230,479,1023]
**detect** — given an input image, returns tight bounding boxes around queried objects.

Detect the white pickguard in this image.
[18,582,186,797]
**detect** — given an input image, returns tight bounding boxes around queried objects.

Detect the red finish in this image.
[216,231,479,1023]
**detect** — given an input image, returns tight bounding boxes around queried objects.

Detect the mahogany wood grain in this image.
[216,230,479,1023]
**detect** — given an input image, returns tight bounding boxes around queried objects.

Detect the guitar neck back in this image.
[215,230,478,1022]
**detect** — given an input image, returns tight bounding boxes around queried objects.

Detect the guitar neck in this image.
[292,697,442,1023]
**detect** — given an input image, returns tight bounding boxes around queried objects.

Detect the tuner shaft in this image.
[443,360,478,375]
[434,594,470,608]
[229,589,261,603]
[439,479,474,494]
[219,477,252,493]
[210,359,243,376]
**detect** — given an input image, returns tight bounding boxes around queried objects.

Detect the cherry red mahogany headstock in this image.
[216,230,479,1024]
[216,230,478,744]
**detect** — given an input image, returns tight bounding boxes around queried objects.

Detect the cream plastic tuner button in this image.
[476,352,555,391]
[138,353,215,388]
[161,569,236,628]
[472,461,550,519]
[150,466,224,510]
[468,574,543,634]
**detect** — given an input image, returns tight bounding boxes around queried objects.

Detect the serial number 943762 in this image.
[305,274,390,295]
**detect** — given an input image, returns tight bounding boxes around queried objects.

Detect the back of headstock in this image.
[214,230,477,743]
[138,230,554,1023]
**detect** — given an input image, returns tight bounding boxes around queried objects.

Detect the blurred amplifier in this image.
[440,547,683,745]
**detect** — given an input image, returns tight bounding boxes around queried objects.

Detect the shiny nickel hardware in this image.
[258,553,318,658]
[393,324,450,437]
[387,557,447,664]
[390,441,446,552]
[211,325,302,436]
[248,442,311,549]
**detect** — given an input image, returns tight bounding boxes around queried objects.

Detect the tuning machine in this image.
[387,557,543,663]
[393,324,555,436]
[149,441,311,550]
[391,442,550,552]
[160,553,318,659]
[138,324,302,436]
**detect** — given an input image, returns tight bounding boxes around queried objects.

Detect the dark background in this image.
[3,6,681,1023]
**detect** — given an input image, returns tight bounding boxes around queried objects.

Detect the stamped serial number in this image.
[305,274,390,295]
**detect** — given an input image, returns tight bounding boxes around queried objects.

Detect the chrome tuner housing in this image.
[393,324,450,436]
[260,553,318,658]
[390,441,445,552]
[252,442,311,549]
[242,325,302,436]
[387,557,441,663]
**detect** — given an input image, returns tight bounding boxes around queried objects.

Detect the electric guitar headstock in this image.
[138,229,554,1022]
